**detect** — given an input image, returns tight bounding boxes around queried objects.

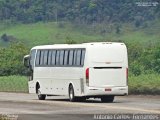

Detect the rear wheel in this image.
[69,85,77,102]
[101,96,114,103]
[36,84,46,100]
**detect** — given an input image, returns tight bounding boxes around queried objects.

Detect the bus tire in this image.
[101,96,114,103]
[69,85,76,102]
[36,84,46,100]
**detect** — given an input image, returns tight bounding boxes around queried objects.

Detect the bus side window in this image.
[48,50,52,66]
[51,50,56,65]
[35,50,40,66]
[76,49,81,66]
[81,49,85,66]
[73,49,77,66]
[56,50,60,65]
[69,50,74,66]
[40,50,44,65]
[43,50,48,66]
[60,50,64,66]
[64,50,69,66]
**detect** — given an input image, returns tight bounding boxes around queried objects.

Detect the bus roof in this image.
[31,42,125,50]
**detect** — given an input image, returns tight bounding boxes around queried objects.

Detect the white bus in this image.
[23,42,128,102]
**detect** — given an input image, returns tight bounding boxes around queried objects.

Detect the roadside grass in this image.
[0,74,160,94]
[0,76,28,93]
[128,73,160,95]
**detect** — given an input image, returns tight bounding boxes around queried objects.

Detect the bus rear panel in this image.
[84,43,128,96]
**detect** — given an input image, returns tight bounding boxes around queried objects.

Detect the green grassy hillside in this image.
[0,21,159,47]
[0,22,103,47]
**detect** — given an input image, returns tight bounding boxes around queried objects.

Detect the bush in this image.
[1,33,17,42]
[130,61,144,76]
[0,42,29,76]
[129,73,160,95]
[127,42,160,75]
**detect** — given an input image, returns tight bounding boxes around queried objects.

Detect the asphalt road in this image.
[0,92,159,120]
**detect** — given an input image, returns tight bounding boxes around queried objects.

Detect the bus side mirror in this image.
[23,55,30,68]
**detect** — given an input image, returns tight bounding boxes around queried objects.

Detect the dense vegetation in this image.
[129,73,160,94]
[0,0,159,25]
[0,42,28,76]
[0,0,160,94]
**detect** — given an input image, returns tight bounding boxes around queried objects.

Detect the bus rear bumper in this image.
[84,86,128,96]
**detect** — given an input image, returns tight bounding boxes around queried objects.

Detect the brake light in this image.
[86,68,89,86]
[86,68,89,79]
[126,68,128,85]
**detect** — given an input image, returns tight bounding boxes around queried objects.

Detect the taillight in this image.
[86,68,89,86]
[86,68,89,79]
[126,68,128,85]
